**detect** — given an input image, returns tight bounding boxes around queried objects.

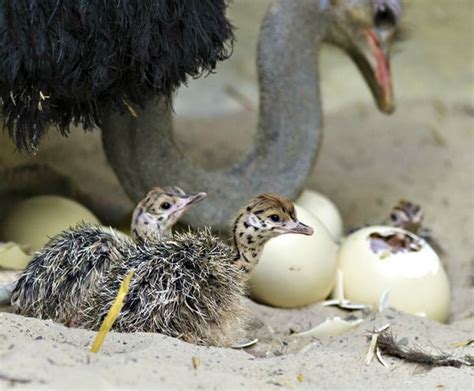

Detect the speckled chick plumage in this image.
[11,225,130,325]
[10,192,311,348]
[80,193,313,347]
[81,228,246,347]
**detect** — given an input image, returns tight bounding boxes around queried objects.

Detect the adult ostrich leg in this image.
[102,0,402,230]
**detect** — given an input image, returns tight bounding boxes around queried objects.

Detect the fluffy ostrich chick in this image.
[11,187,206,325]
[82,193,313,347]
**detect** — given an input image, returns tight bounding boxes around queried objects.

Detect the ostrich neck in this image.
[131,222,166,244]
[231,213,267,274]
[255,0,323,162]
[101,0,325,230]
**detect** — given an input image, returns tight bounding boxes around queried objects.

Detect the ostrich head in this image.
[232,193,314,272]
[323,0,403,113]
[131,187,207,242]
[389,199,424,234]
[237,193,315,238]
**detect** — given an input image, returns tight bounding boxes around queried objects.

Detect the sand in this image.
[0,0,473,389]
[0,307,473,390]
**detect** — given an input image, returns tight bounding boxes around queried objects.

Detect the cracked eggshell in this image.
[249,205,338,308]
[338,226,450,323]
[2,196,100,252]
[296,190,343,240]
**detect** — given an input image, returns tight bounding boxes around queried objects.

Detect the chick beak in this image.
[285,221,314,236]
[185,192,207,206]
[352,29,395,114]
[171,192,207,216]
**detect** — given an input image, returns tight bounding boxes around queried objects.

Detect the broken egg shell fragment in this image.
[338,226,450,323]
[249,205,338,308]
[294,317,364,338]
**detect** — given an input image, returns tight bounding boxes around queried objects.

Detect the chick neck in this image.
[131,206,169,244]
[231,210,274,274]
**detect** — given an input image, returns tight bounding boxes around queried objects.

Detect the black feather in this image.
[0,0,234,151]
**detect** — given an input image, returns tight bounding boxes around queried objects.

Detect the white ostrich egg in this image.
[249,205,338,308]
[296,189,344,240]
[2,195,100,252]
[338,226,450,323]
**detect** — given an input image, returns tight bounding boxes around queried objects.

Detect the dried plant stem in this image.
[372,329,474,368]
[90,270,135,353]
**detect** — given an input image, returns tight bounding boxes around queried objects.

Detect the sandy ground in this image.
[0,0,473,389]
[0,309,473,390]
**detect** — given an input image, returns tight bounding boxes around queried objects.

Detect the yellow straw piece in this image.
[122,98,138,118]
[451,340,474,348]
[90,270,135,353]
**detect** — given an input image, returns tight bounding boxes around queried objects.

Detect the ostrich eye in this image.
[269,214,280,223]
[374,3,397,30]
[160,202,171,210]
[390,212,402,224]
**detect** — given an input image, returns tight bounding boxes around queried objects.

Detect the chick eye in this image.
[160,202,171,210]
[269,214,280,223]
[390,212,401,224]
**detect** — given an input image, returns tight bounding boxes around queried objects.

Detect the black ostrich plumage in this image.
[0,0,234,151]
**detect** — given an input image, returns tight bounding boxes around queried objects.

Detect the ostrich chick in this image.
[387,199,444,254]
[82,193,313,347]
[131,186,207,243]
[10,187,206,325]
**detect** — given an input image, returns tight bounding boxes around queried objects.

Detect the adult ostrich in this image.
[102,0,404,230]
[1,1,403,230]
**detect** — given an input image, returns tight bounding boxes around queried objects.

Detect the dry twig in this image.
[369,329,474,368]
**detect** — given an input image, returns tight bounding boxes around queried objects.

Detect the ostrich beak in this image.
[185,192,207,206]
[351,29,395,114]
[183,192,207,207]
[285,220,314,236]
[176,192,207,213]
